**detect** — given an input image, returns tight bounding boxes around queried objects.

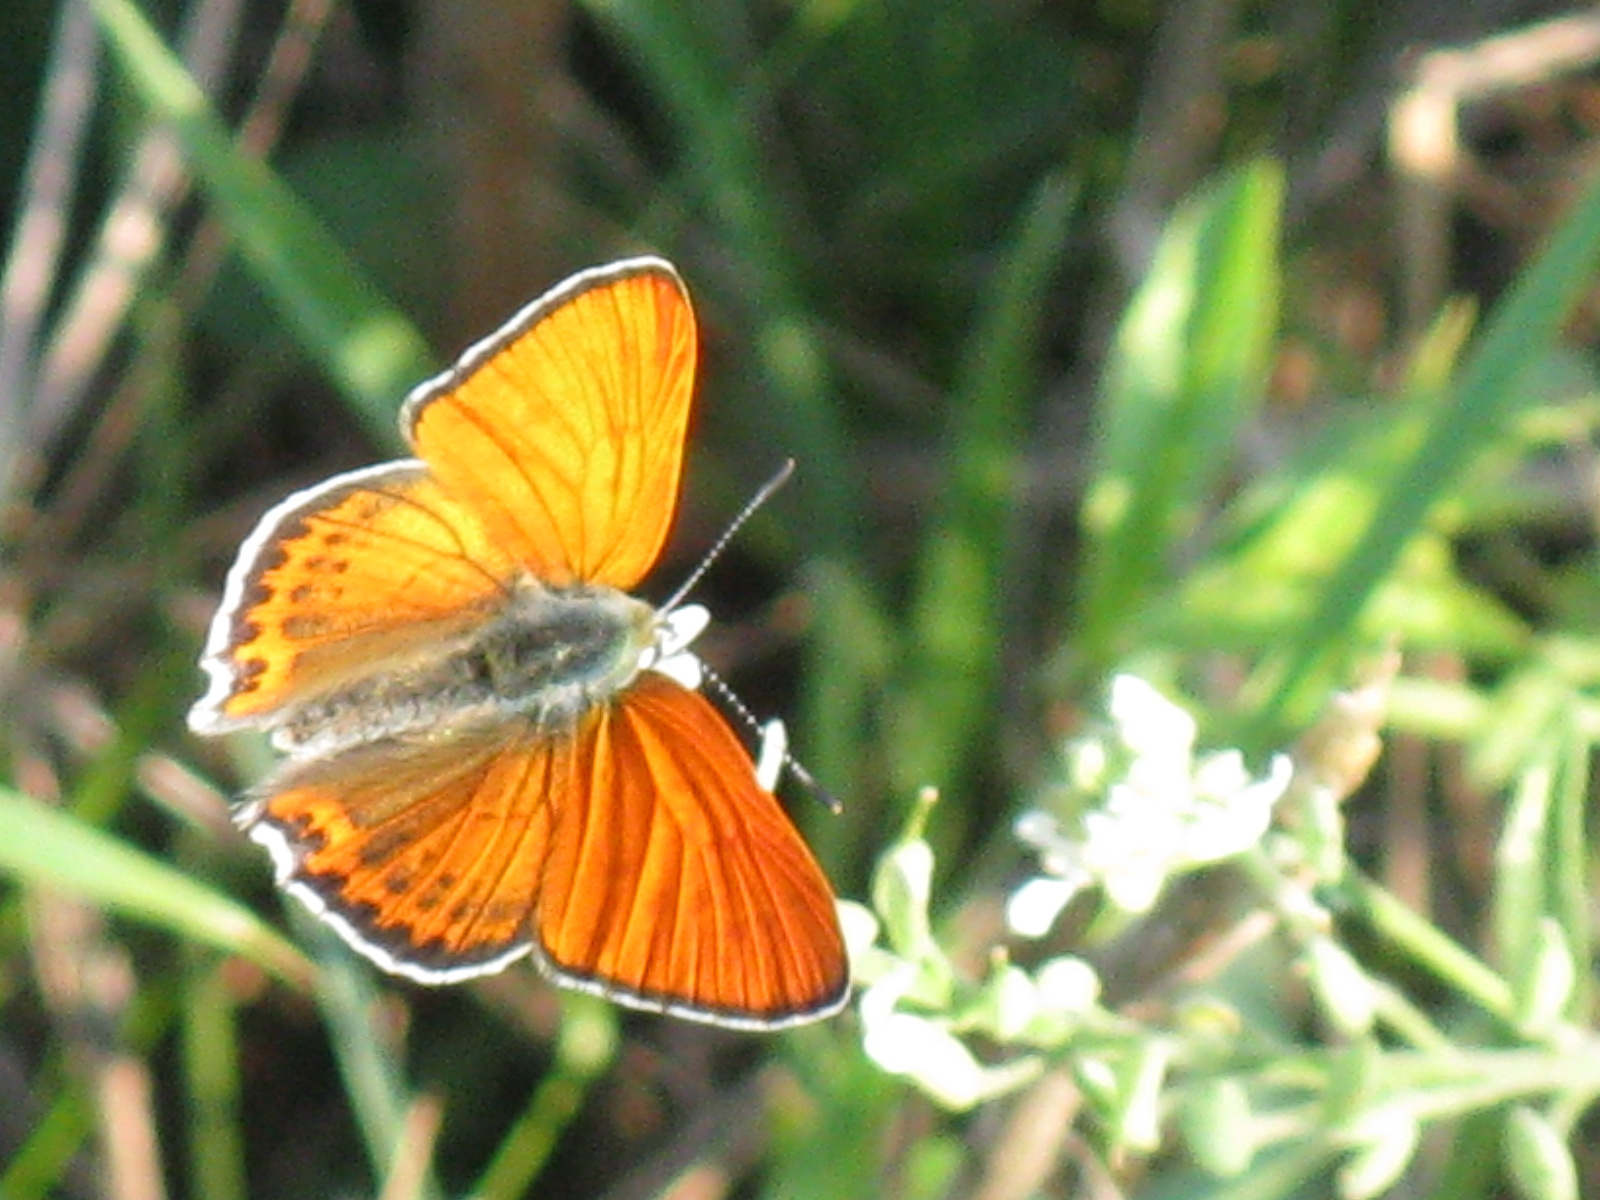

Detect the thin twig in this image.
[0,0,100,502]
[24,0,247,482]
[1389,11,1600,336]
[968,1069,1083,1200]
[27,0,333,562]
[177,0,336,305]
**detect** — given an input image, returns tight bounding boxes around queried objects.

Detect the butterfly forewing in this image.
[191,464,519,734]
[536,673,849,1028]
[403,259,697,590]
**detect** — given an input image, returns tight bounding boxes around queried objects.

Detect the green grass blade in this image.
[183,957,248,1200]
[87,0,432,445]
[1075,161,1283,675]
[472,996,617,1200]
[798,558,895,878]
[1248,164,1600,738]
[1550,706,1593,1019]
[0,1080,92,1200]
[892,173,1077,799]
[1162,329,1530,679]
[300,913,439,1200]
[580,0,856,545]
[1493,728,1559,1013]
[0,786,312,987]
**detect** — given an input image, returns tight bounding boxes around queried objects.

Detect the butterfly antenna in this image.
[699,663,842,814]
[660,458,796,614]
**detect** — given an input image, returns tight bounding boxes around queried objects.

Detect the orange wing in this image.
[189,462,519,735]
[402,258,697,590]
[242,723,555,981]
[537,673,849,1028]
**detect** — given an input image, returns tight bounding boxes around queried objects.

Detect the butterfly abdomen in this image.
[273,583,656,754]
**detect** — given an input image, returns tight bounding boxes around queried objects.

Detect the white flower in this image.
[860,965,1043,1109]
[1007,675,1292,936]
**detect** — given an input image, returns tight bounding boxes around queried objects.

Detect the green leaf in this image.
[1503,1105,1578,1200]
[1076,161,1282,674]
[0,786,312,986]
[1248,162,1600,738]
[893,172,1077,797]
[1338,1113,1418,1200]
[1179,1076,1256,1176]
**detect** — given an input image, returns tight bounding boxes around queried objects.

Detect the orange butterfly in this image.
[190,258,849,1028]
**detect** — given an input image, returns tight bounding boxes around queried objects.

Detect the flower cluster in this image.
[846,676,1290,1117]
[1007,675,1292,937]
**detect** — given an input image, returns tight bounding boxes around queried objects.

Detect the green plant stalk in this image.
[894,172,1076,804]
[0,967,178,1199]
[128,294,197,592]
[795,559,894,877]
[470,1001,616,1200]
[470,1073,587,1200]
[182,958,247,1200]
[1340,872,1514,1026]
[68,641,192,827]
[1341,1048,1600,1124]
[1369,981,1456,1055]
[301,914,438,1200]
[0,1076,93,1200]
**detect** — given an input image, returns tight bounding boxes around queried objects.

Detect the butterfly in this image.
[189,257,849,1029]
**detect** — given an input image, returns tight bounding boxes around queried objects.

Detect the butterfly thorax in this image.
[275,581,658,756]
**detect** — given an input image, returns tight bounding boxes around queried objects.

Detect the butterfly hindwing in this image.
[243,675,850,1026]
[244,723,554,982]
[536,673,849,1028]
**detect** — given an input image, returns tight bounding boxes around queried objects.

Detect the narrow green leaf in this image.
[799,557,896,874]
[1512,919,1576,1038]
[1494,745,1557,1010]
[1251,163,1600,735]
[301,912,440,1200]
[582,0,857,545]
[1343,872,1514,1026]
[0,786,312,986]
[472,996,617,1200]
[183,958,248,1200]
[1179,1076,1256,1176]
[1548,703,1593,1018]
[893,172,1076,797]
[1076,161,1282,673]
[1338,1113,1418,1200]
[0,1081,92,1200]
[1504,1105,1579,1200]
